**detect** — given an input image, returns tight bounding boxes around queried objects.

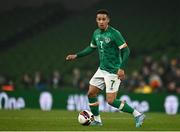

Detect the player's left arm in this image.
[119,43,130,69]
[117,43,130,80]
[113,30,130,79]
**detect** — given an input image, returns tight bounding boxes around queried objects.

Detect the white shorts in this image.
[89,68,121,93]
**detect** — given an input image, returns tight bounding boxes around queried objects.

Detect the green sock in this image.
[110,99,121,108]
[110,99,134,114]
[88,97,99,116]
[122,102,134,114]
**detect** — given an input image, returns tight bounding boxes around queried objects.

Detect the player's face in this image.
[96,14,109,30]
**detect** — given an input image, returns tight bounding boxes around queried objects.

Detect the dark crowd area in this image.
[0,55,180,94]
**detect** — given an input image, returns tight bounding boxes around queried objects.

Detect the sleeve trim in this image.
[119,43,127,49]
[90,43,97,48]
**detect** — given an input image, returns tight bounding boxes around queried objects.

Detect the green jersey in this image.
[90,26,126,74]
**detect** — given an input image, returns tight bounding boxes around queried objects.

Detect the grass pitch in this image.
[0,109,180,131]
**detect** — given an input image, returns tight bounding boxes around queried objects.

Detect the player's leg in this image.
[87,85,102,124]
[88,68,105,126]
[106,92,135,114]
[106,92,145,127]
[105,74,145,127]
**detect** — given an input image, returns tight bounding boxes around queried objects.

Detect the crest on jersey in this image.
[104,37,111,43]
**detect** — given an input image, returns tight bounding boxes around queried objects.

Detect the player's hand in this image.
[66,54,77,61]
[117,69,125,80]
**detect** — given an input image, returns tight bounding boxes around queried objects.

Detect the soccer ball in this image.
[78,110,94,126]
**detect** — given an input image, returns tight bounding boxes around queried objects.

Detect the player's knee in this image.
[106,98,115,105]
[87,85,100,98]
[87,90,97,98]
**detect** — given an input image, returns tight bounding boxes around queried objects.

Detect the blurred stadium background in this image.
[0,0,180,130]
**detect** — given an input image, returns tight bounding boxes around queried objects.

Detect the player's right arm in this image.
[66,46,96,61]
[66,31,97,61]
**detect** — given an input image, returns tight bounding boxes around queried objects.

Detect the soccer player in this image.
[66,9,145,127]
